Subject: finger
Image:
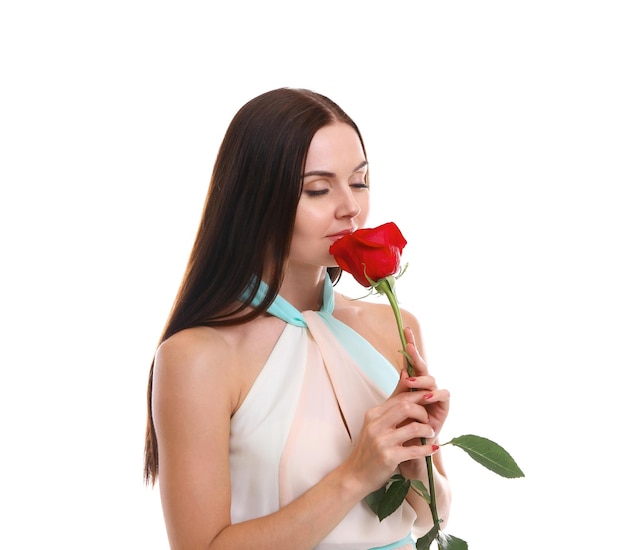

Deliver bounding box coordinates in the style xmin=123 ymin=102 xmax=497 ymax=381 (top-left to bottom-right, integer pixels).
xmin=369 ymin=392 xmax=430 ymax=426
xmin=403 ymin=375 xmax=436 ymax=392
xmin=393 ymin=421 xmax=436 ymax=445
xmin=395 ymin=441 xmax=440 ymax=462
xmin=388 ymin=368 xmax=410 ymax=399
xmin=424 ymin=388 xmax=451 ymax=404
xmin=373 ymin=415 xmax=435 ymax=450
xmin=388 ymin=369 xmax=434 ymax=398
xmin=403 ymin=326 xmax=428 ymax=377
xmin=388 ymin=393 xmax=431 ymax=425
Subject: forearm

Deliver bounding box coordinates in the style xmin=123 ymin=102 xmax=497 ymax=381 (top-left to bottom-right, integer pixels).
xmin=207 ymin=464 xmax=367 ymax=550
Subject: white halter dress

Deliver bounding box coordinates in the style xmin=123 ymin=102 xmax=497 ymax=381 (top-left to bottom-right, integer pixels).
xmin=230 ymin=275 xmax=416 ymax=549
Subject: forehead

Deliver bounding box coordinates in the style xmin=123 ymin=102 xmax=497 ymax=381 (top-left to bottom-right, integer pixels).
xmin=304 ymin=122 xmax=366 ymax=171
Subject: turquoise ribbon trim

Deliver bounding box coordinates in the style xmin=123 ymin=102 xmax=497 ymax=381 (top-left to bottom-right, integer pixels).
xmin=245 ymin=274 xmax=398 ymax=396
xmin=243 ymin=275 xmax=334 ymax=327
xmin=244 ymin=274 xmax=334 ymax=326
xmin=369 ymin=533 xmax=414 ymax=549
xmin=317 ymin=309 xmax=398 ymax=396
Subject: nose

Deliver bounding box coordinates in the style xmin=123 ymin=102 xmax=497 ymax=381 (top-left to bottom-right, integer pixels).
xmin=337 ymin=187 xmax=361 ymax=219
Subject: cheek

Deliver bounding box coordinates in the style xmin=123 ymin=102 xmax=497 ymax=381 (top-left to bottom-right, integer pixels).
xmin=293 ymin=204 xmax=322 ymax=241
xmin=290 ymin=206 xmax=328 ymax=261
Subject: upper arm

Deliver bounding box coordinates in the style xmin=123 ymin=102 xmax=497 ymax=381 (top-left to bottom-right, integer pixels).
xmin=152 ymin=329 xmax=236 ymax=549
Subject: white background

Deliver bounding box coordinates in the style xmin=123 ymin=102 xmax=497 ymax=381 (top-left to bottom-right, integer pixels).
xmin=1 ymin=1 xmax=624 ymax=548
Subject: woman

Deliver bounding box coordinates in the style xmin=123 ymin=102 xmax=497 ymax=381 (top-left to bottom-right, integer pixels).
xmin=144 ymin=87 xmax=451 ymax=549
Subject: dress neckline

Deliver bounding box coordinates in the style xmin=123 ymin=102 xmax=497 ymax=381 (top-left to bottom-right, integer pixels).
xmin=248 ymin=274 xmax=335 ymax=327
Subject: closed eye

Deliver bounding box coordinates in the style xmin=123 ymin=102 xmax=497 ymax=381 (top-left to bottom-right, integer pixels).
xmin=304 ymin=189 xmax=329 ymax=197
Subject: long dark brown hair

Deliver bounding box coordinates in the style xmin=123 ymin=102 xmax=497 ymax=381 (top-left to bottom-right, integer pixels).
xmin=144 ymin=88 xmax=368 ymax=484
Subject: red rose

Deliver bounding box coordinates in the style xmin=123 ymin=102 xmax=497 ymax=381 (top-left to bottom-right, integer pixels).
xmin=329 ymin=222 xmax=407 ymax=287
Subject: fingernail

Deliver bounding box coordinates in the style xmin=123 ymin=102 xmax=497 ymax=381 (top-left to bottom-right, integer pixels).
xmin=423 ymin=393 xmax=433 ymax=400
xmin=408 ymin=377 xmax=417 ymax=382
xmin=432 ymin=444 xmax=439 ymax=452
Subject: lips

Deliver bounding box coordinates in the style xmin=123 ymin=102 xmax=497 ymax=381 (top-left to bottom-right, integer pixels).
xmin=327 ymin=228 xmax=356 ymax=242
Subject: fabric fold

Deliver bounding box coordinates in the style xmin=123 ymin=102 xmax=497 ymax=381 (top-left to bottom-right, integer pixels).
xmin=229 ymin=274 xmax=416 ymax=549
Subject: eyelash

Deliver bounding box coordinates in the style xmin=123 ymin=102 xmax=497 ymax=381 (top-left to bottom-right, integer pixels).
xmin=304 ymin=183 xmax=368 ymax=197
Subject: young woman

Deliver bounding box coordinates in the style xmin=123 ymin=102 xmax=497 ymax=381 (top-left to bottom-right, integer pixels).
xmin=144 ymin=87 xmax=451 ymax=549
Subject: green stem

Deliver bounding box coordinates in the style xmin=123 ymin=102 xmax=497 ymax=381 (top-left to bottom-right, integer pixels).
xmin=377 ymin=278 xmax=411 ymax=376
xmin=376 ymin=278 xmax=440 ymax=530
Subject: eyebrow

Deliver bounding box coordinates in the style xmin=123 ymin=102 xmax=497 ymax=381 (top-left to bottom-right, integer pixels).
xmin=302 ymin=160 xmax=368 ymax=179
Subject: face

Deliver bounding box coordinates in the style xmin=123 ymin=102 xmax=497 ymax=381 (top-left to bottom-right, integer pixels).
xmin=290 ymin=122 xmax=370 ymax=269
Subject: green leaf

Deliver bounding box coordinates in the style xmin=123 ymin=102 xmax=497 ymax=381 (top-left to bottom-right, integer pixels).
xmin=364 ymin=484 xmax=386 ymax=516
xmin=377 ymin=477 xmax=410 ymax=521
xmin=448 ymin=434 xmax=525 ymax=478
xmin=365 ymin=474 xmax=412 ymax=517
xmin=388 ymin=473 xmax=406 ymax=482
xmin=437 ymin=532 xmax=468 ymax=550
xmin=416 ymin=524 xmax=439 ymax=550
xmin=410 ymin=479 xmax=431 ymax=504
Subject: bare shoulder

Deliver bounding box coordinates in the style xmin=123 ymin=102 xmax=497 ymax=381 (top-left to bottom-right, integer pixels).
xmin=153 ymin=326 xmax=239 ymax=416
xmin=155 ymin=326 xmax=231 ymax=371
xmin=333 ymin=292 xmax=424 ymax=371
xmin=153 ymin=316 xmax=287 ymax=415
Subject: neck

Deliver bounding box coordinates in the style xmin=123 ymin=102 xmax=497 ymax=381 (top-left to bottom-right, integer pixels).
xmin=278 ymin=265 xmax=327 ymax=311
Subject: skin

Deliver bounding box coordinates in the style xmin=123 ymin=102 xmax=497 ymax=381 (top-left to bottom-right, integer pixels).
xmin=152 ymin=122 xmax=451 ymax=549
